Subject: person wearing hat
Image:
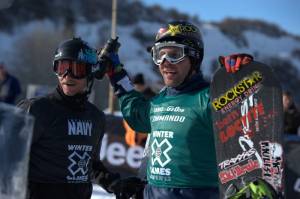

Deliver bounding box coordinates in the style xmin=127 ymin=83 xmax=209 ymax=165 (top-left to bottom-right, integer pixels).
xmin=103 ymin=21 xmax=253 ymax=199
xmin=18 ymin=38 xmax=142 ymax=199
xmin=0 ymin=62 xmax=21 ymax=104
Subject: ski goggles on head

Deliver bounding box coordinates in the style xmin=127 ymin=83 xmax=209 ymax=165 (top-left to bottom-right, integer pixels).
xmin=54 ymin=60 xmax=90 ymax=79
xmin=151 ymin=42 xmax=197 ymax=66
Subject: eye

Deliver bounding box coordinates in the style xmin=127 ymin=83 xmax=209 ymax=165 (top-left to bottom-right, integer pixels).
xmin=158 ymin=50 xmax=167 ymax=58
xmin=168 ymin=51 xmax=181 ymax=58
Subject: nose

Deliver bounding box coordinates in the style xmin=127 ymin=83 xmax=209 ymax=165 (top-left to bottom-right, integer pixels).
xmin=160 ymin=58 xmax=173 ymax=67
xmin=62 ymin=69 xmax=72 ymax=78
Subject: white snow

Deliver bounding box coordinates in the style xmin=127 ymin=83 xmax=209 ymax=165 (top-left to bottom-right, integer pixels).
xmin=244 ymin=31 xmax=300 ymax=56
xmin=1 ymin=20 xmax=300 ymax=81
xmin=200 ymin=22 xmax=300 ymax=77
xmin=91 ymin=184 xmax=115 ymax=199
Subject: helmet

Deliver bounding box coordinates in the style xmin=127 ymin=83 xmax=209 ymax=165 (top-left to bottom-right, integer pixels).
xmin=153 ymin=21 xmax=204 ymax=70
xmin=53 ymin=37 xmax=98 ymax=95
xmin=155 ymin=21 xmax=203 ymax=50
xmin=53 ymin=37 xmax=97 ymax=77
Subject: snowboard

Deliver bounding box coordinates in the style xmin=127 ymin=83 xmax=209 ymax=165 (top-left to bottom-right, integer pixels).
xmin=210 ymin=61 xmax=285 ymax=198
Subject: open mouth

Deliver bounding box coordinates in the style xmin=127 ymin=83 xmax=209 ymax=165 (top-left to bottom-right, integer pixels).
xmin=164 ymin=71 xmax=177 ymax=76
xmin=63 ymin=82 xmax=76 ymax=86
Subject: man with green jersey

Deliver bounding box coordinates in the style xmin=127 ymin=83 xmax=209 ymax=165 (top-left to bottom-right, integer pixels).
xmin=102 ymin=21 xmax=252 ymax=199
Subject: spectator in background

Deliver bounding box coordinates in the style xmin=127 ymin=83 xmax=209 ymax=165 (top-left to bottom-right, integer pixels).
xmin=283 ymin=90 xmax=300 ymax=135
xmin=0 ymin=62 xmax=21 ymax=104
xmin=132 ymin=73 xmax=156 ymax=100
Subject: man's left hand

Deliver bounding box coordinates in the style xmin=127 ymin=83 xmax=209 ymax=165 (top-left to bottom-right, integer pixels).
xmin=219 ymin=53 xmax=253 ymax=73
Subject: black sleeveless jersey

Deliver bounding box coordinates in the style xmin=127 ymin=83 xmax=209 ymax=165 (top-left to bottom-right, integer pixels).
xmin=18 ymin=89 xmax=105 ymax=184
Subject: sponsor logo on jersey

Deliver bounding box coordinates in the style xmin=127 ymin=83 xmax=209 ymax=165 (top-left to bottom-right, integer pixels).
xmin=149 ymin=131 xmax=174 ymax=180
xmin=153 ymin=106 xmax=185 ymax=113
xmin=66 ymin=151 xmax=91 ymax=182
xmin=68 ymin=144 xmax=93 ymax=151
xmin=151 ymin=138 xmax=172 ymax=167
xmin=152 ymin=115 xmax=185 ymax=123
xmin=68 ymin=119 xmax=92 ymax=136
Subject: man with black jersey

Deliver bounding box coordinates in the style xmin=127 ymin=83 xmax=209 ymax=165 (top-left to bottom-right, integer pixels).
xmin=18 ymin=38 xmax=142 ymax=199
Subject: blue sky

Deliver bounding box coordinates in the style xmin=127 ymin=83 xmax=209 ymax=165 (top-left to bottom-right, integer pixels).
xmin=142 ymin=0 xmax=300 ymax=35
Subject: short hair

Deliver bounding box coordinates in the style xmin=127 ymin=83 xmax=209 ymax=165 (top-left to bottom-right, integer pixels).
xmin=132 ymin=73 xmax=145 ymax=85
xmin=283 ymin=90 xmax=292 ymax=98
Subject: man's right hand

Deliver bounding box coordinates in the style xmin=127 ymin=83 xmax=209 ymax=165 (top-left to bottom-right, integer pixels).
xmin=97 ymin=37 xmax=134 ymax=95
xmin=97 ymin=37 xmax=124 ymax=79
xmin=93 ymin=37 xmax=124 ymax=80
xmin=104 ymin=52 xmax=126 ymax=81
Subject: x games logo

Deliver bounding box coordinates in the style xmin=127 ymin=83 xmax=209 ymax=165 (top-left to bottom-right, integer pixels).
xmin=151 ymin=138 xmax=172 ymax=167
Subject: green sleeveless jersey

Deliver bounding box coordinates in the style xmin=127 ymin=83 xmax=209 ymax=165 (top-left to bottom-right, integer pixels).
xmin=119 ymin=87 xmax=218 ymax=188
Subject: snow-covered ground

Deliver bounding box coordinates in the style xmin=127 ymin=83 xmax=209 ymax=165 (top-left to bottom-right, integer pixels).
xmin=91 ymin=184 xmax=115 ymax=199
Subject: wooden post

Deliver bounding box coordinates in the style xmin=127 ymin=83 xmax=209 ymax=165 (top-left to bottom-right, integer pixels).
xmin=108 ymin=0 xmax=118 ymax=113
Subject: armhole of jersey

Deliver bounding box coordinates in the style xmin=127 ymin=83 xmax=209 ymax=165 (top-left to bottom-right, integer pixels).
xmin=17 ymin=98 xmax=37 ymax=114
xmin=88 ymin=104 xmax=105 ymax=162
xmin=95 ymin=112 xmax=105 ymax=161
xmin=206 ymin=89 xmax=214 ymax=132
xmin=197 ymin=88 xmax=213 ymax=129
xmin=17 ymin=97 xmax=49 ymax=143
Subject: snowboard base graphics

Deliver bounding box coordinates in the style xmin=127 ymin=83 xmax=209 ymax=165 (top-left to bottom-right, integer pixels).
xmin=210 ymin=61 xmax=284 ymax=198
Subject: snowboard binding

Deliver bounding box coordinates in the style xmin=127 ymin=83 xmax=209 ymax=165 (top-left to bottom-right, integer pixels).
xmin=225 ymin=177 xmax=283 ymax=199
